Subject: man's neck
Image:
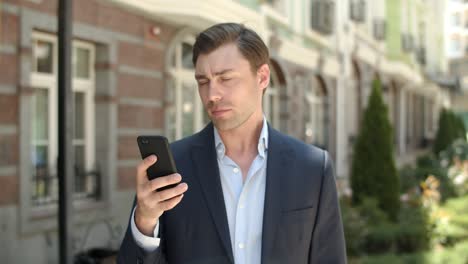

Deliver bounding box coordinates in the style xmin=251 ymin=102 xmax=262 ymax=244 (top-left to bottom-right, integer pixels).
xmin=217 ymin=110 xmax=264 ymax=157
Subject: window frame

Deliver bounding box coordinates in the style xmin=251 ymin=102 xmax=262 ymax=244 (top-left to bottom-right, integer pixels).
xmin=264 ymin=67 xmax=280 ymax=129
xmin=165 ymin=35 xmax=206 ymax=142
xmin=304 ymin=0 xmax=333 ymax=47
xmin=30 ymin=31 xmax=96 ymax=208
xmin=451 ymin=34 xmax=461 ymax=53
xmin=303 ymin=78 xmax=326 ymax=147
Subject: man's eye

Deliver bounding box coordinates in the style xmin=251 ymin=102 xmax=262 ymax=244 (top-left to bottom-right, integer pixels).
xmin=221 ymin=78 xmax=232 ymax=82
xmin=198 ymin=80 xmax=209 ymax=86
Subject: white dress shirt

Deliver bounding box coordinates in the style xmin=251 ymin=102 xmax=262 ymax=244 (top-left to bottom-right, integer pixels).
xmin=131 ymin=118 xmax=269 ymax=264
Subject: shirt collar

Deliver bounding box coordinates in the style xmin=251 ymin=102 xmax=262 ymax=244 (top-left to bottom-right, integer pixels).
xmin=214 ymin=117 xmax=269 ymax=160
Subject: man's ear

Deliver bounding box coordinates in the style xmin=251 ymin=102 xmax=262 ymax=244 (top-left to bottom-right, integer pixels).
xmin=257 ymin=63 xmax=270 ymax=91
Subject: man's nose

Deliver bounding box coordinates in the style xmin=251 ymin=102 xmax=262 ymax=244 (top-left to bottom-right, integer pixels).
xmin=208 ymin=81 xmax=222 ymax=102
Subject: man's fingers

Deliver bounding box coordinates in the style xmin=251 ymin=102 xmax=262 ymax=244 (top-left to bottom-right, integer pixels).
xmin=145 ymin=173 xmax=182 ymax=193
xmin=136 ymin=155 xmax=157 ymax=184
xmin=137 ymin=182 xmax=187 ymax=215
xmin=159 ymin=194 xmax=185 ymax=211
xmin=152 ymin=182 xmax=188 ymax=202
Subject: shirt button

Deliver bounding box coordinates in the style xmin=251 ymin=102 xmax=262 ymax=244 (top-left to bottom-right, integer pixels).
xmin=238 ymin=242 xmax=245 ymax=249
xmin=233 ymin=167 xmax=239 ymax=173
xmin=239 ymin=204 xmax=245 ymax=209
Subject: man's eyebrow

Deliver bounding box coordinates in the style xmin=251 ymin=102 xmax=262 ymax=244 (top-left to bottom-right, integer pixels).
xmin=194 ymin=74 xmax=207 ymax=80
xmin=214 ymin=69 xmax=234 ymax=76
xmin=195 ymin=69 xmax=234 ymax=80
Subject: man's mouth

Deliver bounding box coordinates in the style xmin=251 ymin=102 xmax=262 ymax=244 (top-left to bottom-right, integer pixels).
xmin=211 ymin=109 xmax=231 ymax=117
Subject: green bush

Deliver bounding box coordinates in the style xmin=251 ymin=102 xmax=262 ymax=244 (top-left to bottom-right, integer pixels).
xmin=342 ymin=197 xmax=394 ymax=256
xmin=415 ymin=167 xmax=456 ymax=202
xmin=340 ymin=198 xmax=368 ymax=256
xmin=438 ymin=139 xmax=468 ymax=196
xmin=365 ymin=223 xmax=397 ymax=254
xmin=351 ymin=78 xmax=400 ymax=221
xmin=400 ymin=153 xmax=457 ymax=202
xmin=434 ymin=195 xmax=468 ymax=246
xmin=399 ymin=165 xmax=420 ymax=194
xmin=359 ymin=239 xmax=468 ymax=264
xmin=396 ymin=204 xmax=432 ymax=253
xmin=433 ymin=109 xmax=467 ymax=155
xmin=439 ymin=139 xmax=468 ymax=167
xmin=436 ymin=171 xmax=458 ymax=202
xmin=416 ymin=154 xmax=439 ymax=168
xmin=433 ymin=109 xmax=450 ymax=155
xmin=342 ymin=196 xmax=432 ymax=256
xmin=357 ymin=198 xmax=397 ymax=254
xmin=454 ymin=112 xmax=467 ymax=140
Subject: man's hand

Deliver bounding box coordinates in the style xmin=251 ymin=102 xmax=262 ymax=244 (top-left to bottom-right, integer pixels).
xmin=134 ymin=155 xmax=188 ymax=236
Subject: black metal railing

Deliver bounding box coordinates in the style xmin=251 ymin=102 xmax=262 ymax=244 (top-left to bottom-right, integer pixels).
xmin=32 ymin=166 xmax=101 ymax=206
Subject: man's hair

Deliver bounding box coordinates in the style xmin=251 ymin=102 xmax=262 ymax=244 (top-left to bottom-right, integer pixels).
xmin=192 ymin=23 xmax=270 ymax=73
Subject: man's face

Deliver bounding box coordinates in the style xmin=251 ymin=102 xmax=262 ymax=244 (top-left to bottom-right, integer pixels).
xmin=195 ymin=43 xmax=269 ymax=131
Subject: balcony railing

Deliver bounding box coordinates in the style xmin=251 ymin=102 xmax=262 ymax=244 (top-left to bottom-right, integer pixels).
xmin=32 ymin=165 xmax=101 ymax=206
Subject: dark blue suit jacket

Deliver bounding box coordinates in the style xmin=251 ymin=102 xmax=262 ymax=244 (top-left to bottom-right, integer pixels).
xmin=117 ymin=123 xmax=346 ymax=264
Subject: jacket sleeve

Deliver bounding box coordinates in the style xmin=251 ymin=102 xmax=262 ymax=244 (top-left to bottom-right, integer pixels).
xmin=116 ymin=197 xmax=168 ymax=264
xmin=309 ymin=151 xmax=347 ymax=264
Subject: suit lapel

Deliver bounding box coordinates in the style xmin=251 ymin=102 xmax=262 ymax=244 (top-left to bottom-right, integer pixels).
xmin=191 ymin=123 xmax=234 ymax=264
xmin=261 ymin=127 xmax=295 ymax=264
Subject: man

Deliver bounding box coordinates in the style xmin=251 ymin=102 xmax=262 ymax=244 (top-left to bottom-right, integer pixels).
xmin=118 ymin=23 xmax=346 ymax=264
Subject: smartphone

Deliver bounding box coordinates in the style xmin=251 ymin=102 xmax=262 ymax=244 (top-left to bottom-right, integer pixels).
xmin=137 ymin=135 xmax=178 ymax=191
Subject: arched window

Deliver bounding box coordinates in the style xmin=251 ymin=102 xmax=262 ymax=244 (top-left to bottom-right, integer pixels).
xmin=264 ymin=66 xmax=280 ymax=129
xmin=264 ymin=59 xmax=288 ymax=131
xmin=165 ymin=34 xmax=208 ymax=142
xmin=303 ymin=76 xmax=327 ymax=148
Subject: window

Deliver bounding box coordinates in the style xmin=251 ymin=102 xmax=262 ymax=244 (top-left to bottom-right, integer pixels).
xmin=310 ymin=0 xmax=335 ymax=35
xmin=452 ymin=13 xmax=461 ymax=27
xmin=166 ymin=35 xmax=208 ymax=142
xmin=31 ymin=32 xmax=97 ymax=206
xmin=264 ymin=67 xmax=280 ymax=129
xmin=451 ymin=35 xmax=461 ymax=52
xmin=303 ymin=77 xmax=327 ymax=148
xmin=350 ymin=0 xmax=366 ymax=23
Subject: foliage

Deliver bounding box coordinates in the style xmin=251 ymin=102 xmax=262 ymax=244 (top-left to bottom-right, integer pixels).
xmin=400 ymin=153 xmax=457 ymax=202
xmin=341 ymin=197 xmax=394 ymax=256
xmin=396 ymin=203 xmax=432 ymax=253
xmin=359 ymin=229 xmax=468 ymax=264
xmin=342 ymin=197 xmax=432 ymax=257
xmin=433 ymin=109 xmax=467 ymax=155
xmin=341 ymin=198 xmax=368 ymax=256
xmin=346 ymin=107 xmax=468 ymax=262
xmin=432 ymin=195 xmax=468 ymax=246
xmin=350 ymin=194 xmax=468 ymax=263
xmin=439 ymin=139 xmax=468 ymax=196
xmin=399 ymin=165 xmax=421 ymax=194
xmin=350 ymin=78 xmax=400 ymax=221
